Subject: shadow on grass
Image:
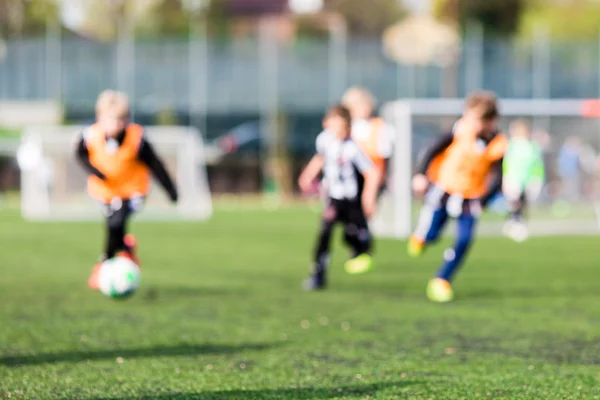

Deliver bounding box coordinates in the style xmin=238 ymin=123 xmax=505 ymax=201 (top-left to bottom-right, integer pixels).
xmin=89 ymin=381 xmax=412 ymax=400
xmin=1 ymin=342 xmax=276 ymax=367
xmin=141 ymin=285 xmax=242 ymax=302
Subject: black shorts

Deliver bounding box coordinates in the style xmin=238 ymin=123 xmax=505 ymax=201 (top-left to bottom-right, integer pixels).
xmin=322 ymin=198 xmax=368 ymax=230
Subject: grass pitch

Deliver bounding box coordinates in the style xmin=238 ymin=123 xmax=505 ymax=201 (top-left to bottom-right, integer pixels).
xmin=1 ymin=206 xmax=599 ymax=399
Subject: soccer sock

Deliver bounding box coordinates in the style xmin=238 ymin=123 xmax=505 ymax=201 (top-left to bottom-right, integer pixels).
xmin=508 ymin=193 xmax=526 ymax=222
xmin=104 ymin=204 xmax=131 ymax=259
xmin=106 ymin=226 xmax=126 ymax=259
xmin=313 ymin=221 xmax=334 ymax=278
xmin=436 ymin=215 xmax=476 ymax=282
xmin=343 ymin=224 xmax=371 ymax=257
xmin=414 ymin=205 xmax=449 ymax=246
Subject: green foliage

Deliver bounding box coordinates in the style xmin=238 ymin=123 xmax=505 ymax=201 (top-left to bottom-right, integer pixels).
xmin=0 ymin=127 xmax=19 ymax=138
xmin=433 ymin=0 xmax=526 ymax=36
xmin=1 ymin=0 xmax=404 ymax=39
xmin=0 ymin=0 xmax=58 ymax=36
xmin=1 ymin=207 xmax=600 ymax=398
xmin=520 ymin=0 xmax=600 ymax=40
xmin=325 ymin=0 xmax=405 ymax=36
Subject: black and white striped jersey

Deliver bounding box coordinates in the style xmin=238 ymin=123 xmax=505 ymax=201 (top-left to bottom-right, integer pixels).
xmin=316 ymin=131 xmax=373 ymax=201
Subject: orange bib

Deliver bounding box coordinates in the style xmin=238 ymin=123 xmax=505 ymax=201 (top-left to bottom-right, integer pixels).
xmin=427 ymin=120 xmax=507 ymax=198
xmin=86 ymin=123 xmax=151 ymax=202
xmin=353 ymin=117 xmax=386 ymax=171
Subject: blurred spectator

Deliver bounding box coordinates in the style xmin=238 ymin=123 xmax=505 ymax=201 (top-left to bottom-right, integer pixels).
xmin=557 ymin=136 xmax=582 ymax=201
xmin=531 ymin=129 xmax=552 ymax=203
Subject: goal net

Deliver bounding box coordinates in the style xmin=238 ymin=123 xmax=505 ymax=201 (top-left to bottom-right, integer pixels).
xmin=373 ymin=98 xmax=600 ymax=238
xmin=18 ymin=125 xmax=212 ymax=221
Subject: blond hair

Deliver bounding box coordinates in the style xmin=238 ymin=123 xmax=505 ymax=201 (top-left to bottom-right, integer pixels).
xmin=96 ymin=90 xmax=130 ymax=119
xmin=341 ymin=87 xmax=376 ymax=110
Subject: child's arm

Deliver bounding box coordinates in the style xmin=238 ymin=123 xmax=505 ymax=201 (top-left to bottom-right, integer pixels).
xmin=137 ymin=138 xmax=178 ymax=203
xmin=413 ymin=132 xmax=454 ymax=195
xmin=481 ymin=158 xmax=503 ymax=208
xmin=298 ymin=155 xmax=324 ymax=193
xmin=361 ymin=167 xmax=381 ymax=218
xmin=75 ymin=133 xmax=106 ymax=180
xmin=351 ymin=143 xmax=379 ymax=218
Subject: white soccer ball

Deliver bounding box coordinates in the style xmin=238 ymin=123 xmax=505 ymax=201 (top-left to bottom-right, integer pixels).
xmin=98 ymin=256 xmax=141 ymax=298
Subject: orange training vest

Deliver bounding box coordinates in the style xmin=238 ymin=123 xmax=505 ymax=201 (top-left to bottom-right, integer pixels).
xmin=426 ymin=119 xmax=508 ymax=199
xmin=353 ymin=117 xmax=386 ymax=171
xmin=86 ymin=123 xmax=151 ymax=202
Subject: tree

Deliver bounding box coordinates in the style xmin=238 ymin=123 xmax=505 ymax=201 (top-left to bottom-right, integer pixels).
xmin=324 ymin=0 xmax=405 ymax=36
xmin=432 ymin=0 xmax=526 ymax=36
xmin=520 ymin=0 xmax=600 ymax=40
xmin=0 ymin=0 xmax=58 ymax=36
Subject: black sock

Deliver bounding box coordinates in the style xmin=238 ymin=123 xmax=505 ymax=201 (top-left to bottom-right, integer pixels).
xmin=313 ymin=222 xmax=333 ymax=278
xmin=104 ymin=201 xmax=131 ymax=259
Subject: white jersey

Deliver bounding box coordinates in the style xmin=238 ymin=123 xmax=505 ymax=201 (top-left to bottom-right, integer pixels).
xmin=351 ymin=119 xmax=395 ymax=159
xmin=316 ymin=131 xmax=373 ymax=201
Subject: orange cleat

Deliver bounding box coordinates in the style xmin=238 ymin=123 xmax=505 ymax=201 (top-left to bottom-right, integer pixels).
xmin=88 ymin=262 xmax=102 ymax=290
xmin=122 ymin=234 xmax=141 ymax=267
xmin=124 ymin=234 xmax=137 ymax=251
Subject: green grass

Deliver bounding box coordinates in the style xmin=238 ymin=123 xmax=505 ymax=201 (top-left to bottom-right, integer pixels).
xmin=1 ymin=207 xmax=600 ymax=399
xmin=0 ymin=127 xmax=19 ymax=138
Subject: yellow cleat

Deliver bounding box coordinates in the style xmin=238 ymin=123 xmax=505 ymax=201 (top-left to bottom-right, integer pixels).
xmin=427 ymin=278 xmax=454 ymax=303
xmin=407 ymin=236 xmax=425 ymax=258
xmin=344 ymin=254 xmax=373 ymax=275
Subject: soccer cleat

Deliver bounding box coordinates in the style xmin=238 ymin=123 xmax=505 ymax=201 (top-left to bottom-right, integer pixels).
xmin=88 ymin=262 xmax=103 ymax=290
xmin=344 ymin=254 xmax=373 ymax=275
xmin=407 ymin=235 xmax=425 ymax=257
xmin=503 ymin=220 xmax=529 ymax=243
xmin=427 ymin=278 xmax=454 ymax=303
xmin=302 ymin=274 xmax=326 ymax=291
xmin=124 ymin=233 xmax=137 ymax=251
xmin=123 ymin=234 xmax=141 ymax=267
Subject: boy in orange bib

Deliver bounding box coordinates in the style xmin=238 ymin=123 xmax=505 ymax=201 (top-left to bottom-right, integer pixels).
xmin=409 ymin=91 xmax=508 ymax=302
xmin=341 ymin=87 xmax=394 ymax=198
xmin=76 ymin=90 xmax=178 ymax=290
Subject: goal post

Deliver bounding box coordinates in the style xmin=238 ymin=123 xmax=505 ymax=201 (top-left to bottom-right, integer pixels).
xmin=18 ymin=125 xmax=212 ymax=221
xmin=375 ymin=98 xmax=600 ymax=238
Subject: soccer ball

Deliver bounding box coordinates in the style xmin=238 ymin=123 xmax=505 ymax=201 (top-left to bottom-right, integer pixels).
xmin=98 ymin=256 xmax=141 ymax=298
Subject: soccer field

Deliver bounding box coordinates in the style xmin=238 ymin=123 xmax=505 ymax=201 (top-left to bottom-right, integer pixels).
xmin=1 ymin=206 xmax=599 ymax=400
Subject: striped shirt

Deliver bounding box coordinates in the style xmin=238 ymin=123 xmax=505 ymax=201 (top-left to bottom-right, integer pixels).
xmin=316 ymin=131 xmax=373 ymax=201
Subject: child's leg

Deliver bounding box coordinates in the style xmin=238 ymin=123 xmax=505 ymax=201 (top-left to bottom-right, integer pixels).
xmin=343 ymin=184 xmax=385 ymax=255
xmin=408 ymin=204 xmax=449 ymax=257
xmin=307 ymin=200 xmax=339 ymax=288
xmin=506 ymin=191 xmax=526 ymax=222
xmin=89 ymin=199 xmax=136 ymax=290
xmin=435 ymin=212 xmax=477 ymax=282
xmin=343 ymin=203 xmax=374 ymax=274
xmin=104 ymin=199 xmax=134 ymax=259
xmin=414 ymin=205 xmax=449 ymax=243
xmin=503 ymin=180 xmax=526 ymax=222
xmin=343 ymin=202 xmax=371 ymax=257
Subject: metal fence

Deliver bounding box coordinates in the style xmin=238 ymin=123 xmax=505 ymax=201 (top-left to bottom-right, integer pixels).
xmin=1 ymin=29 xmax=600 ymax=117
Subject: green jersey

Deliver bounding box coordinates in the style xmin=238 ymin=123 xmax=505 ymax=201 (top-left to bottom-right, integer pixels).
xmin=502 ymin=138 xmax=545 ymax=187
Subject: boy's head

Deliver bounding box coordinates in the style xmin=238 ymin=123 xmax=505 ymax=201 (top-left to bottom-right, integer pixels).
xmin=96 ymin=90 xmax=130 ymax=138
xmin=509 ymin=119 xmax=530 ymax=140
xmin=341 ymin=87 xmax=375 ymax=120
xmin=464 ymin=91 xmax=499 ymax=138
xmin=324 ymin=105 xmax=352 ymax=140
